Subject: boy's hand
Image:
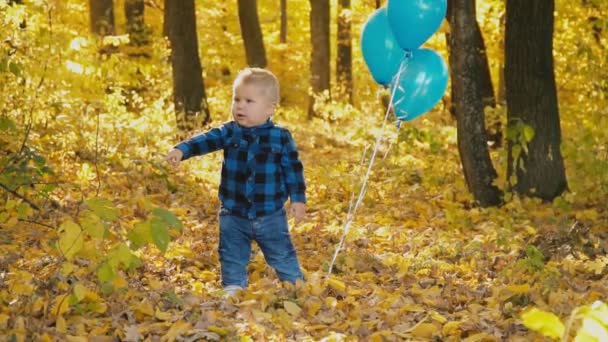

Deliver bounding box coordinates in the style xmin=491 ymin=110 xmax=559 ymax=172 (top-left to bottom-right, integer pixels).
xmin=290 ymin=202 xmax=306 ymax=225
xmin=164 ymin=148 xmax=184 ymax=167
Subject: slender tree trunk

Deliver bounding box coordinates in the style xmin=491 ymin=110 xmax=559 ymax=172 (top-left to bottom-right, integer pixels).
xmin=336 ymin=0 xmax=353 ymax=103
xmin=497 ymin=12 xmax=506 ymax=104
xmin=446 ymin=0 xmax=499 ymax=143
xmin=89 ymin=0 xmax=115 ymax=36
xmin=125 ymin=0 xmax=148 ymax=45
xmin=163 ymin=0 xmax=210 ymax=130
xmin=280 ymin=0 xmax=287 ymax=43
xmin=309 ymin=0 xmax=331 ymax=118
xmin=375 ymin=0 xmax=381 ymax=9
xmin=447 ymin=0 xmax=502 ymax=207
xmin=505 ymin=0 xmax=567 ymax=200
xmin=237 ymin=0 xmax=267 ymax=68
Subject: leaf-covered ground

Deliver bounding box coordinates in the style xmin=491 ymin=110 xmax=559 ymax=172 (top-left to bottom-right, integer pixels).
xmin=2 ymin=106 xmax=608 ymax=341
xmin=1 ymin=0 xmax=608 ymax=340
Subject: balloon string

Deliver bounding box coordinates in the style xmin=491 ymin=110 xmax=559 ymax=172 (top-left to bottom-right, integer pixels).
xmin=327 ymin=55 xmax=409 ymax=277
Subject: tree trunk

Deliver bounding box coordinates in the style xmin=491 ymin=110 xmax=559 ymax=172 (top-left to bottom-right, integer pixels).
xmin=237 ymin=0 xmax=267 ymax=68
xmin=163 ymin=0 xmax=210 ymax=130
xmin=447 ymin=0 xmax=502 ymax=207
xmin=125 ymin=0 xmax=148 ymax=45
xmin=446 ymin=0 xmax=499 ymax=144
xmin=505 ymin=0 xmax=567 ymax=200
xmin=89 ymin=0 xmax=115 ymax=36
xmin=280 ymin=0 xmax=287 ymax=43
xmin=336 ymin=0 xmax=353 ymax=103
xmin=497 ymin=12 xmax=506 ymax=104
xmin=375 ymin=0 xmax=381 ymax=9
xmin=309 ymin=0 xmax=331 ymax=118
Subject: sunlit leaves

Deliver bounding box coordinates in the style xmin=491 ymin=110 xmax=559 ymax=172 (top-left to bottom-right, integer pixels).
xmin=57 ymin=220 xmax=84 ymax=260
xmin=85 ymin=198 xmax=119 ymax=222
xmin=521 ymin=308 xmax=565 ymax=339
xmin=151 ymin=208 xmax=183 ymax=232
xmin=151 ymin=218 xmax=170 ymax=253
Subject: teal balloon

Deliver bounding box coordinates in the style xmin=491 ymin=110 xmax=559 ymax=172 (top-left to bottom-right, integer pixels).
xmin=387 ymin=0 xmax=447 ymax=50
xmin=361 ymin=7 xmax=404 ymax=86
xmin=390 ymin=48 xmax=448 ymax=121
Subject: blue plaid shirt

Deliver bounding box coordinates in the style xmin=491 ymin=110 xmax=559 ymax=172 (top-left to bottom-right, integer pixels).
xmin=175 ymin=120 xmax=306 ymax=219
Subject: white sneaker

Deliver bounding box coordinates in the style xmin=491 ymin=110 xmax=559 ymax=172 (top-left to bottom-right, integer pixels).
xmin=223 ymin=285 xmax=243 ymax=298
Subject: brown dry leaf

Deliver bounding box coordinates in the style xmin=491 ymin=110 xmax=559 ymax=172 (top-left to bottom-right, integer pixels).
xmin=123 ymin=325 xmax=143 ymax=342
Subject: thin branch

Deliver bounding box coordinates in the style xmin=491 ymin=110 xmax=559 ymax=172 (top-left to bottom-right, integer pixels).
xmin=0 ymin=183 xmax=40 ymax=211
xmin=94 ymin=107 xmax=102 ymax=196
xmin=18 ymin=218 xmax=54 ymax=230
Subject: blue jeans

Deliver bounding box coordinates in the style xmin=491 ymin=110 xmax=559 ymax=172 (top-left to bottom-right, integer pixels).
xmin=218 ymin=207 xmax=304 ymax=288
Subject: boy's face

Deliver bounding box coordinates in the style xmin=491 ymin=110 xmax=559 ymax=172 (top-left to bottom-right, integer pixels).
xmin=231 ymin=83 xmax=275 ymax=128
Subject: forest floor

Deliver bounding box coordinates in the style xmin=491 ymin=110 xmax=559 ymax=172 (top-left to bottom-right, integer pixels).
xmin=1 ymin=112 xmax=608 ymax=341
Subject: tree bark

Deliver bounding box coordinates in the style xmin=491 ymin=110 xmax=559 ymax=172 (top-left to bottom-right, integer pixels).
xmin=280 ymin=0 xmax=287 ymax=43
xmin=125 ymin=0 xmax=147 ymax=45
xmin=336 ymin=0 xmax=353 ymax=103
xmin=89 ymin=0 xmax=115 ymax=36
xmin=237 ymin=0 xmax=267 ymax=68
xmin=447 ymin=0 xmax=502 ymax=207
xmin=163 ymin=0 xmax=210 ymax=130
xmin=505 ymin=0 xmax=567 ymax=200
xmin=309 ymin=0 xmax=331 ymax=118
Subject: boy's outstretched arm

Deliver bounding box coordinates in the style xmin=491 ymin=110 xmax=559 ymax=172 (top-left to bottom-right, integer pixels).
xmin=164 ymin=149 xmax=184 ymax=167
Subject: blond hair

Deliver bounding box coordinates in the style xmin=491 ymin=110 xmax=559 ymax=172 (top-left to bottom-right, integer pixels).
xmin=233 ymin=68 xmax=280 ymax=104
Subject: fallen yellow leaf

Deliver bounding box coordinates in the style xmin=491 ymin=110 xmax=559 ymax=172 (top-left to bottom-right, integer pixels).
xmin=160 ymin=320 xmax=191 ymax=342
xmin=327 ymin=278 xmax=346 ymax=292
xmin=208 ymin=325 xmax=229 ymax=335
xmin=51 ymin=294 xmax=70 ymax=316
xmin=284 ymin=301 xmax=302 ymax=317
xmin=56 ymin=315 xmax=67 ymax=333
xmin=155 ymin=307 xmax=172 ymax=321
xmin=410 ymin=322 xmax=438 ymax=339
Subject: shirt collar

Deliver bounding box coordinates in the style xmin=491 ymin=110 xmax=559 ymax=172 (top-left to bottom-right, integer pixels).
xmin=235 ymin=119 xmax=274 ymax=132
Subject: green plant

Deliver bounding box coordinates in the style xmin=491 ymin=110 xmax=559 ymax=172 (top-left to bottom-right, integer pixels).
xmin=522 ymin=300 xmax=608 ymax=341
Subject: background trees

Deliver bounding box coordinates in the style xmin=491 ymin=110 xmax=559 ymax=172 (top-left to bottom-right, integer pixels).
xmin=309 ymin=0 xmax=331 ymax=117
xmin=237 ymin=0 xmax=267 ymax=68
xmin=1 ymin=1 xmax=608 ymax=340
xmin=89 ymin=0 xmax=115 ymax=35
xmin=446 ymin=0 xmax=502 ymax=207
xmin=163 ymin=0 xmax=209 ymax=129
xmin=505 ymin=0 xmax=567 ymax=200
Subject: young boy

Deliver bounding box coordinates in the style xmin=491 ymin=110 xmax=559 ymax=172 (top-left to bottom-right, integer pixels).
xmin=164 ymin=68 xmax=306 ymax=296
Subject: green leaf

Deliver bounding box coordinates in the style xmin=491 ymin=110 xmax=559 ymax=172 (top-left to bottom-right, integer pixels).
xmin=587 ymin=301 xmax=608 ymax=326
xmin=151 ymin=218 xmax=170 ymax=253
xmin=73 ymin=282 xmax=86 ymax=302
xmin=85 ymin=198 xmax=119 ymax=222
xmin=512 ymin=145 xmax=522 ymax=162
xmin=97 ymin=261 xmax=115 ymax=283
xmin=108 ymin=243 xmax=134 ymax=269
xmin=523 ymin=131 xmax=532 ymax=143
xmin=521 ymin=307 xmax=565 ymax=339
xmin=152 ymin=208 xmax=183 ymax=232
xmin=506 ymin=125 xmax=519 ymax=142
xmin=81 ymin=212 xmax=106 ymax=240
xmin=128 ymin=221 xmax=152 ymax=250
xmin=0 ymin=116 xmax=16 ymax=131
xmin=576 ymin=316 xmax=608 ymax=342
xmin=57 ymin=220 xmax=84 ymax=260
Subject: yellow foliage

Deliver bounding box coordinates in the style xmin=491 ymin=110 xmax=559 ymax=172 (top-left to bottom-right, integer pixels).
xmin=0 ymin=0 xmax=607 ymax=341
